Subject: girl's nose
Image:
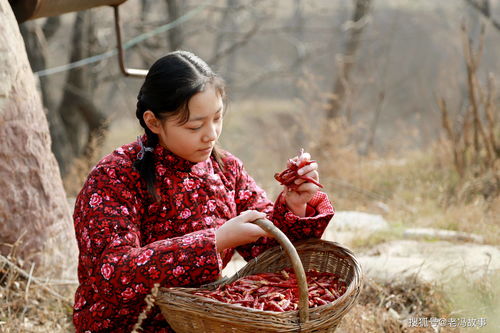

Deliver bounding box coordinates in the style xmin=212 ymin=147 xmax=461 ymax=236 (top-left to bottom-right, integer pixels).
xmin=203 ymin=124 xmax=217 ymax=142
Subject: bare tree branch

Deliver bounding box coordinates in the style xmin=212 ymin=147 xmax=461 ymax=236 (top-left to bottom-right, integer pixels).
xmin=465 ymin=0 xmax=500 ymax=31
xmin=209 ymin=18 xmax=260 ymax=66
xmin=235 ymin=44 xmax=331 ymax=97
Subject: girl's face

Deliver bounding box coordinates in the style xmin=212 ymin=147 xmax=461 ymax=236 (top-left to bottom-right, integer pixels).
xmin=147 ymin=84 xmax=224 ymax=163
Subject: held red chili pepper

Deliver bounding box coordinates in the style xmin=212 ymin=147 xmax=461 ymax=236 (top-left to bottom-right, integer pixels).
xmin=274 ymin=149 xmax=324 ymax=189
xmin=191 ymin=268 xmax=346 ymax=312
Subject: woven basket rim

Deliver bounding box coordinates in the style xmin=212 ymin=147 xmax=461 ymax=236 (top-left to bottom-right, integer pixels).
xmin=156 ymin=238 xmax=363 ymax=332
xmin=158 ymin=283 xmax=358 ymax=316
xmin=159 ymin=238 xmax=363 ymax=308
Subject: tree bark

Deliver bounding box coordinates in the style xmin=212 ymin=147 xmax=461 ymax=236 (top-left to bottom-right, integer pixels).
xmin=0 ymin=0 xmax=72 ymax=267
xmin=325 ymin=0 xmax=372 ymax=120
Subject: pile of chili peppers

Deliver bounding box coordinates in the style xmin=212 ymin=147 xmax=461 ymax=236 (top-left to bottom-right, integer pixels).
xmin=192 ymin=268 xmax=346 ymax=312
xmin=274 ymin=149 xmax=323 ymax=189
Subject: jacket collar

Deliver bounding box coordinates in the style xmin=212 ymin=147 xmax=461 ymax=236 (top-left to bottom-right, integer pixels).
xmin=153 ymin=143 xmax=197 ymax=172
xmin=136 ymin=135 xmax=213 ymax=173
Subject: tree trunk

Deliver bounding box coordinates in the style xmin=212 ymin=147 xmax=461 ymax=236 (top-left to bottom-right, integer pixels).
xmin=0 ymin=0 xmax=72 ymax=267
xmin=292 ymin=0 xmax=305 ymax=98
xmin=212 ymin=0 xmax=239 ymax=85
xmin=57 ymin=11 xmax=107 ymax=172
xmin=141 ymin=0 xmax=154 ymax=22
xmin=325 ymin=0 xmax=372 ymax=120
xmin=165 ymin=0 xmax=183 ymax=50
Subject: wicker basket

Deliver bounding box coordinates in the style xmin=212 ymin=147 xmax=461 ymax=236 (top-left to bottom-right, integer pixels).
xmin=156 ymin=218 xmax=362 ymax=333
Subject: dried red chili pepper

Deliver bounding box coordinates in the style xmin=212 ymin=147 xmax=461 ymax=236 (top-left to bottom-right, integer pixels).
xmin=274 ymin=149 xmax=324 ymax=189
xmin=191 ymin=268 xmax=346 ymax=312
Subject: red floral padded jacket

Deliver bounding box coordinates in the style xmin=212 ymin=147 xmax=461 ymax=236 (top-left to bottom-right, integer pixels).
xmin=73 ymin=137 xmax=335 ymax=332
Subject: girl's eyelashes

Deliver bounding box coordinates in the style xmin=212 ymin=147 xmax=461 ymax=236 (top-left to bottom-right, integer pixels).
xmin=187 ymin=116 xmax=223 ymax=131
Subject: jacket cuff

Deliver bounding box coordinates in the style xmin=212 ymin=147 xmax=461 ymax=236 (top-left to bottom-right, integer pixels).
xmin=305 ymin=204 xmax=316 ymax=217
xmin=274 ymin=191 xmax=334 ymax=237
xmin=184 ymin=228 xmax=223 ymax=284
xmin=206 ymin=228 xmax=224 ymax=276
xmin=276 ymin=191 xmax=334 ymax=218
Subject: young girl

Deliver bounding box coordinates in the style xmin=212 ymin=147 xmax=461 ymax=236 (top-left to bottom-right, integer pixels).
xmin=72 ymin=51 xmax=334 ymax=332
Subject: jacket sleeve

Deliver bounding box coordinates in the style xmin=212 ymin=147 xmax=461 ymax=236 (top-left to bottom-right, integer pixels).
xmin=73 ymin=162 xmax=222 ymax=306
xmin=227 ymin=156 xmax=335 ymax=261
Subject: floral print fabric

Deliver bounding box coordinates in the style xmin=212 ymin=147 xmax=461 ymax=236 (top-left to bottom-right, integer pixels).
xmin=73 ymin=137 xmax=335 ymax=332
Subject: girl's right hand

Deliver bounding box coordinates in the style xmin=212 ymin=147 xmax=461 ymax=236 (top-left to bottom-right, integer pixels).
xmin=215 ymin=210 xmax=272 ymax=252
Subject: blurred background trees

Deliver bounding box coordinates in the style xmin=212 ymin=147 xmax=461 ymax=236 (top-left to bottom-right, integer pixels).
xmin=16 ymin=1 xmax=499 ymax=185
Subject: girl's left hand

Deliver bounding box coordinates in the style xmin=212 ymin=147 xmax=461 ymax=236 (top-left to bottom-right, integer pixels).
xmin=284 ymin=151 xmax=320 ymax=217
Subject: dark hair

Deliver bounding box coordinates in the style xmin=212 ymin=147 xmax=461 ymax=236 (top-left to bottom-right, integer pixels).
xmin=134 ymin=51 xmax=226 ymax=200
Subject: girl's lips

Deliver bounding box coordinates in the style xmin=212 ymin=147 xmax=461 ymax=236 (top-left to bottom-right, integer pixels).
xmin=199 ymin=147 xmax=213 ymax=153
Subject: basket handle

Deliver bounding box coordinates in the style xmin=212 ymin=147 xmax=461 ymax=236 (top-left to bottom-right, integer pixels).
xmin=251 ymin=218 xmax=309 ymax=323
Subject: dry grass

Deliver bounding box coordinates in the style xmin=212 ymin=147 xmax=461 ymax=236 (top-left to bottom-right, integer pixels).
xmin=316 ymin=138 xmax=500 ymax=245
xmin=0 ymin=253 xmax=76 ymax=333
xmin=446 ymin=271 xmax=500 ymax=332
xmin=338 ymin=272 xmax=500 ymax=333
xmin=337 ymin=276 xmax=456 ymax=333
xmin=312 ymin=118 xmax=499 ymax=332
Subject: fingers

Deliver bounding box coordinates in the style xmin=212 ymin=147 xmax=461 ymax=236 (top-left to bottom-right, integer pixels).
xmin=287 ymin=150 xmax=318 ymax=174
xmin=288 ymin=151 xmax=310 ymax=163
xmin=287 ymin=150 xmax=309 ymax=167
xmin=238 ymin=210 xmax=266 ymax=221
xmin=283 ymin=150 xmax=320 ymax=190
xmin=297 ymin=162 xmax=318 ymax=179
xmin=299 ymin=151 xmax=311 ymax=161
xmin=292 ymin=181 xmax=319 ymax=193
xmin=237 ymin=211 xmax=273 ymax=238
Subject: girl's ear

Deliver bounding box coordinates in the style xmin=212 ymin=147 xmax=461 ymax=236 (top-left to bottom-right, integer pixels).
xmin=143 ymin=111 xmax=162 ymax=134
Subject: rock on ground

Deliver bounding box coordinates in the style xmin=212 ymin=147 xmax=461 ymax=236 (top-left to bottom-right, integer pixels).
xmin=322 ymin=211 xmax=390 ymax=245
xmin=359 ymin=240 xmax=500 ymax=283
xmin=0 ymin=1 xmax=73 ymax=270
